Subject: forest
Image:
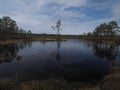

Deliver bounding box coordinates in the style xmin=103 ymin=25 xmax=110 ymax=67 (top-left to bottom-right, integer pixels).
xmin=0 ymin=16 xmax=32 ymax=41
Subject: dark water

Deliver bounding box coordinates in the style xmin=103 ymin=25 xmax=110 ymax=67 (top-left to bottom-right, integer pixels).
xmin=0 ymin=40 xmax=119 ymax=81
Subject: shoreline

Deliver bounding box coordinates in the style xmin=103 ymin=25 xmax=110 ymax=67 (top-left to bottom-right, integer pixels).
xmin=0 ymin=40 xmax=18 ymax=45
xmin=81 ymin=38 xmax=119 ymax=45
xmin=0 ymin=39 xmax=119 ymax=45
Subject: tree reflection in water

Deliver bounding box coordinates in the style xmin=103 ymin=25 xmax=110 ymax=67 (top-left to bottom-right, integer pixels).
xmin=92 ymin=43 xmax=118 ymax=60
xmin=50 ymin=40 xmax=62 ymax=62
xmin=0 ymin=41 xmax=32 ymax=63
xmin=55 ymin=40 xmax=61 ymax=62
xmin=51 ymin=40 xmax=119 ymax=62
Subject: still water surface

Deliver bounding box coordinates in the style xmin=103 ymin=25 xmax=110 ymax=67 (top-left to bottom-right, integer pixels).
xmin=0 ymin=40 xmax=119 ymax=81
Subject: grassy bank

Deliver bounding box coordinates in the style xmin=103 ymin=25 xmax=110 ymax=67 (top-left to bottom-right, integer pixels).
xmin=101 ymin=61 xmax=120 ymax=90
xmin=0 ymin=78 xmax=100 ymax=90
xmin=0 ymin=62 xmax=120 ymax=90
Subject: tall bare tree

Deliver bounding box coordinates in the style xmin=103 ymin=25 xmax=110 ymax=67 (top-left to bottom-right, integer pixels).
xmin=51 ymin=19 xmax=62 ymax=35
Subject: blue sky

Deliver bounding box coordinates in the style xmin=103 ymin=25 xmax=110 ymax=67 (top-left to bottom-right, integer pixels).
xmin=0 ymin=0 xmax=120 ymax=34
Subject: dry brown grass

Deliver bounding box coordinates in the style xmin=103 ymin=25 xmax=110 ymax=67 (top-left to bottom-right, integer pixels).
xmin=0 ymin=40 xmax=17 ymax=45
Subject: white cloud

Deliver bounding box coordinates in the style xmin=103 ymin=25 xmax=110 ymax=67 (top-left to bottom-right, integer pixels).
xmin=59 ymin=10 xmax=86 ymax=19
xmin=0 ymin=0 xmax=120 ymax=34
xmin=112 ymin=2 xmax=120 ymax=20
xmin=50 ymin=0 xmax=88 ymax=10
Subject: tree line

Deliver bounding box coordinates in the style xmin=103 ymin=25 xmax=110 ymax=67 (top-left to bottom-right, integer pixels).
xmin=84 ymin=21 xmax=120 ymax=41
xmin=93 ymin=21 xmax=119 ymax=36
xmin=0 ymin=16 xmax=32 ymax=40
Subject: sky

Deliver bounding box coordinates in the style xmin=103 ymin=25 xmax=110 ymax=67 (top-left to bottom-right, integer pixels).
xmin=0 ymin=0 xmax=120 ymax=35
